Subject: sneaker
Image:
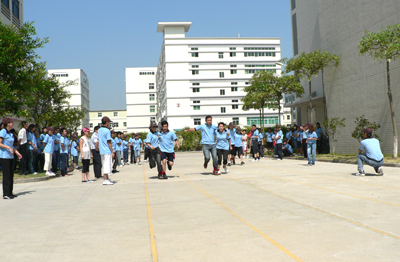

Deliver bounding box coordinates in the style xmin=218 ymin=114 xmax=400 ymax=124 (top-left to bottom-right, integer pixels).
xmin=50 ymin=172 xmax=56 ymax=176
xmin=45 ymin=171 xmax=52 ymax=176
xmin=135 ymin=163 xmax=138 ymax=165
xmin=276 ymin=159 xmax=282 ymax=161
xmin=138 ymin=162 xmax=142 ymax=165
xmin=227 ymin=163 xmax=231 ymax=166
xmin=163 ymin=173 xmax=168 ymax=179
xmin=33 ymin=172 xmax=38 ymax=175
xmin=306 ymin=163 xmax=312 ymax=166
xmin=167 ymin=162 xmax=172 ymax=171
xmin=103 ymin=179 xmax=114 ymax=185
xmin=252 ymin=159 xmax=257 ymax=162
xmin=224 ymin=166 xmax=229 ymax=173
xmin=203 ymin=162 xmax=207 ymax=169
xmin=87 ymin=180 xmax=94 ymax=183
xmin=241 ymin=161 xmax=245 ymax=165
xmin=355 ymin=170 xmax=365 ymax=176
xmin=158 ymin=173 xmax=163 ymax=179
xmin=82 ymin=180 xmax=87 ymax=183
xmin=377 ymin=167 xmax=384 ymax=176
xmin=216 ymin=169 xmax=222 ymax=175
xmin=3 ymin=195 xmax=14 ymax=200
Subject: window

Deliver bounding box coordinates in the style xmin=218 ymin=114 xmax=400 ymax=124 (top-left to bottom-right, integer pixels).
xmin=219 ymin=72 xmax=224 ymax=78
xmin=98 ymin=113 xmax=102 ymax=117
xmin=193 ymin=100 xmax=200 ymax=104
xmin=220 ymin=89 xmax=225 ymax=95
xmin=192 ymin=70 xmax=199 ymax=75
xmin=247 ymin=117 xmax=279 ymax=126
xmin=218 ymin=52 xmax=224 ymax=58
xmin=287 ymin=115 xmax=290 ymax=120
xmin=194 ymin=118 xmax=201 ymax=125
xmin=291 ymin=0 xmax=296 ymax=10
xmin=245 ymin=69 xmax=276 ymax=74
xmin=192 ymin=83 xmax=200 ymax=86
xmin=150 ymin=117 xmax=156 ymax=121
xmin=194 ymin=106 xmax=200 ymax=110
xmin=192 ymin=52 xmax=199 ymax=57
xmin=221 ymin=107 xmax=226 ymax=113
xmin=149 ymin=94 xmax=155 ymax=101
xmin=230 ymin=47 xmax=236 ymax=50
xmin=97 ymin=123 xmax=102 ymax=127
xmin=191 ymin=47 xmax=198 ymax=50
xmin=230 ymin=52 xmax=236 ymax=57
xmin=112 ymin=122 xmax=119 ymax=128
xmin=244 ymin=52 xmax=276 ymax=57
xmin=233 ymin=117 xmax=239 ymax=125
xmin=193 ymin=88 xmax=200 ymax=93
xmin=232 ymin=100 xmax=238 ymax=102
xmin=114 ymin=112 xmax=118 ymax=117
xmin=139 ymin=72 xmax=155 ymax=75
xmin=232 ymin=105 xmax=238 ymax=109
xmin=245 ymin=64 xmax=276 ymax=67
xmin=293 ymin=114 xmax=297 ymax=120
xmin=2 ymin=0 xmax=9 ymax=8
xmin=149 ymin=83 xmax=155 ymax=89
xmin=244 ymin=47 xmax=276 ymax=50
xmin=231 ymin=87 xmax=238 ymax=92
xmin=89 ymin=123 xmax=93 ymax=128
xmin=245 ymin=82 xmax=250 ymax=85
xmin=192 ymin=65 xmax=199 ymax=68
xmin=292 ymin=13 xmax=298 ymax=55
xmin=12 ymin=0 xmax=19 ymax=19
xmin=231 ymin=82 xmax=237 ymax=85
xmin=230 ymin=70 xmax=237 ymax=74
xmin=150 ymin=105 xmax=155 ymax=113
xmin=123 ymin=122 xmax=127 ymax=127
xmin=230 ymin=65 xmax=237 ymax=68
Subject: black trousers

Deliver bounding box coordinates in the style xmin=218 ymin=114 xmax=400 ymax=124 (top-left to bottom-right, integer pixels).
xmin=92 ymin=149 xmax=102 ymax=178
xmin=1 ymin=158 xmax=15 ymax=197
xmin=258 ymin=142 xmax=264 ymax=157
xmin=217 ymin=149 xmax=229 ymax=166
xmin=149 ymin=147 xmax=162 ymax=173
xmin=283 ymin=149 xmax=292 ymax=156
xmin=302 ymin=139 xmax=308 ymax=158
xmin=35 ymin=153 xmax=45 ymax=172
xmin=144 ymin=147 xmax=150 ymax=161
xmin=276 ymin=143 xmax=283 ymax=160
xmin=19 ymin=144 xmax=28 ymax=175
xmin=130 ymin=146 xmax=136 ymax=163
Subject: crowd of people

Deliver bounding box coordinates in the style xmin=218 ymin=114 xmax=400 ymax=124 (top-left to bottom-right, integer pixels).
xmin=0 ymin=115 xmax=385 ymax=199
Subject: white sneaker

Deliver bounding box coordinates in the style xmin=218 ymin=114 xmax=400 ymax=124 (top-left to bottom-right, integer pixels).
xmin=377 ymin=167 xmax=384 ymax=176
xmin=277 ymin=159 xmax=282 ymax=161
xmin=136 ymin=163 xmax=138 ymax=165
xmin=103 ymin=179 xmax=114 ymax=185
xmin=224 ymin=166 xmax=228 ymax=173
xmin=138 ymin=162 xmax=142 ymax=165
xmin=217 ymin=169 xmax=222 ymax=174
xmin=252 ymin=159 xmax=257 ymax=162
xmin=50 ymin=172 xmax=56 ymax=176
xmin=33 ymin=172 xmax=38 ymax=175
xmin=355 ymin=170 xmax=365 ymax=176
xmin=45 ymin=171 xmax=52 ymax=176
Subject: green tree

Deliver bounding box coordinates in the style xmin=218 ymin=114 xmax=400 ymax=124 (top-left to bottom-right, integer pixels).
xmin=351 ymin=115 xmax=381 ymax=142
xmin=282 ymin=50 xmax=340 ymax=124
xmin=0 ymin=22 xmax=49 ymax=116
xmin=358 ymin=24 xmax=400 ymax=159
xmin=323 ymin=117 xmax=346 ymax=158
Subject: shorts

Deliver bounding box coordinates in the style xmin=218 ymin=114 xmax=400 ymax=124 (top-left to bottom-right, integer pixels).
xmin=230 ymin=147 xmax=236 ymax=155
xmin=234 ymin=146 xmax=243 ymax=156
xmin=72 ymin=156 xmax=78 ymax=164
xmin=266 ymin=142 xmax=274 ymax=149
xmin=242 ymin=144 xmax=247 ymax=152
xmin=101 ymin=154 xmax=113 ymax=174
xmin=161 ymin=152 xmax=175 ymax=162
xmin=251 ymin=140 xmax=259 ymax=154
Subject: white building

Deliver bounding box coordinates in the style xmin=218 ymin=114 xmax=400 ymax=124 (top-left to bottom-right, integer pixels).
xmin=155 ymin=22 xmax=288 ymax=130
xmin=48 ymin=69 xmax=90 ymax=132
xmin=0 ymin=0 xmax=23 ymax=28
xmin=89 ymin=110 xmax=127 ymax=133
xmin=125 ymin=67 xmax=157 ymax=133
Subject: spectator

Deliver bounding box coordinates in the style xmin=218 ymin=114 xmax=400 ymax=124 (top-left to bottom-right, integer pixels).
xmin=27 ymin=124 xmax=38 ymax=175
xmin=282 ymin=139 xmax=293 ymax=157
xmin=122 ymin=135 xmax=129 ymax=165
xmin=80 ymin=127 xmax=93 ymax=182
xmin=356 ymin=128 xmax=384 ymax=176
xmin=52 ymin=127 xmax=61 ymax=174
xmin=98 ymin=116 xmax=114 ymax=185
xmin=60 ymin=128 xmax=70 ymax=177
xmin=90 ymin=126 xmax=102 ymax=179
xmin=133 ymin=133 xmax=143 ymax=165
xmin=316 ymin=122 xmax=324 ymax=154
xmin=258 ymin=128 xmax=264 ymax=158
xmin=17 ymin=121 xmax=29 ymax=175
xmin=306 ymin=124 xmax=318 ymax=166
xmin=42 ymin=127 xmax=56 ymax=176
xmin=71 ymin=134 xmax=79 ymax=172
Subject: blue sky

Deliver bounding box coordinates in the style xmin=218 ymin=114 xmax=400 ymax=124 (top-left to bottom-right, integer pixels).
xmin=25 ymin=0 xmax=293 ymax=111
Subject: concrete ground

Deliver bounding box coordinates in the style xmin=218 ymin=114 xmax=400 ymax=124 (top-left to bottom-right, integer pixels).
xmin=1 ymin=152 xmax=400 ymax=262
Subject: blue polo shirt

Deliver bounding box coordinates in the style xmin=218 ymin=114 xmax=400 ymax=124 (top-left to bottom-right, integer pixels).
xmin=251 ymin=129 xmax=259 ymax=141
xmin=360 ymin=138 xmax=384 ymax=161
xmin=276 ymin=130 xmax=283 ymax=144
xmin=296 ymin=131 xmax=302 ymax=141
xmin=133 ymin=138 xmax=142 ymax=150
xmin=302 ymin=130 xmax=308 ymax=139
xmin=316 ymin=127 xmax=323 ymax=139
xmin=37 ymin=136 xmax=44 ymax=154
xmin=43 ymin=134 xmax=55 ymax=154
xmin=144 ymin=132 xmax=160 ymax=148
xmin=234 ymin=133 xmax=243 ymax=146
xmin=98 ymin=127 xmax=112 ymax=155
xmin=266 ymin=132 xmax=273 ymax=143
xmin=228 ymin=128 xmax=236 ymax=146
xmin=195 ymin=124 xmax=218 ymax=145
xmin=60 ymin=136 xmax=70 ymax=154
xmin=129 ymin=137 xmax=135 ymax=147
xmin=27 ymin=132 xmax=37 ymax=151
xmin=71 ymin=141 xmax=78 ymax=156
xmin=0 ymin=129 xmax=15 ymax=159
xmin=123 ymin=140 xmax=129 ymax=150
xmin=258 ymin=132 xmax=264 ymax=142
xmin=307 ymin=131 xmax=318 ymax=144
xmin=111 ymin=137 xmax=116 ymax=151
xmin=286 ymin=131 xmax=292 ymax=140
xmin=159 ymin=130 xmax=177 ymax=153
xmin=53 ymin=133 xmax=61 ymax=151
xmin=115 ymin=137 xmax=122 ymax=151
xmin=215 ymin=130 xmax=230 ymax=150
xmin=284 ymin=143 xmax=293 ymax=154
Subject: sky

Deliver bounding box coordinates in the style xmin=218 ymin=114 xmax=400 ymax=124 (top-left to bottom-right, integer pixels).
xmin=25 ymin=0 xmax=293 ymax=111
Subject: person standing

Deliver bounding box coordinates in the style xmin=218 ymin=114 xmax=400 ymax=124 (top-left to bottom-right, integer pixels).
xmin=257 ymin=128 xmax=264 ymax=158
xmin=0 ymin=118 xmax=22 ymax=199
xmin=250 ymin=125 xmax=260 ymax=162
xmin=35 ymin=129 xmax=44 ymax=172
xmin=17 ymin=121 xmax=29 ymax=175
xmin=215 ymin=122 xmax=231 ymax=174
xmin=90 ymin=126 xmax=102 ymax=179
xmin=185 ymin=115 xmax=219 ymax=175
xmin=227 ymin=122 xmax=236 ymax=166
xmin=356 ymin=128 xmax=384 ymax=176
xmin=60 ymin=128 xmax=70 ymax=177
xmin=144 ymin=122 xmax=163 ymax=178
xmin=27 ymin=124 xmax=38 ymax=175
xmin=52 ymin=127 xmax=61 ymax=174
xmin=129 ymin=133 xmax=136 ymax=164
xmin=98 ymin=117 xmax=114 ymax=185
xmin=274 ymin=126 xmax=283 ymax=161
xmin=111 ymin=131 xmax=119 ymax=174
xmin=286 ymin=126 xmax=293 ymax=148
xmin=80 ymin=127 xmax=93 ymax=182
xmin=242 ymin=130 xmax=248 ymax=159
xmin=115 ymin=132 xmax=123 ymax=168
xmin=301 ymin=125 xmax=308 ymax=159
xmin=316 ymin=122 xmax=324 ymax=154
xmin=43 ymin=127 xmax=56 ymax=176
xmin=233 ymin=126 xmax=245 ymax=165
xmin=306 ymin=125 xmax=318 ymax=166
xmin=133 ymin=133 xmax=143 ymax=165
xmin=122 ymin=135 xmax=129 ymax=165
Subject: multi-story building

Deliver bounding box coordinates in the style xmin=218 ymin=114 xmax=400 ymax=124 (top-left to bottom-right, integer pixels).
xmin=48 ymin=69 xmax=90 ymax=132
xmin=288 ymin=0 xmax=400 ymax=154
xmin=125 ymin=67 xmax=157 ymax=133
xmin=89 ymin=110 xmax=127 ymax=133
xmin=155 ymin=22 xmax=287 ymax=130
xmin=0 ymin=0 xmax=23 ymax=28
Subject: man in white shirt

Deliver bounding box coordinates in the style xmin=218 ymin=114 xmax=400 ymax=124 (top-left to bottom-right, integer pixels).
xmin=17 ymin=121 xmax=29 ymax=175
xmin=90 ymin=126 xmax=102 ymax=179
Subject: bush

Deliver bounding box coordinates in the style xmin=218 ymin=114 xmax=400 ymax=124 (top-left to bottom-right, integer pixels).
xmin=175 ymin=126 xmax=202 ymax=151
xmin=351 ymin=115 xmax=380 ymax=142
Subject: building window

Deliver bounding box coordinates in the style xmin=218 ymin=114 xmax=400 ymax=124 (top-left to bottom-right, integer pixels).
xmin=193 ymin=88 xmax=200 ymax=93
xmin=231 ymin=87 xmax=238 ymax=92
xmin=12 ymin=0 xmax=19 ymax=19
xmin=230 ymin=52 xmax=236 ymax=57
xmin=244 ymin=47 xmax=276 ymax=50
xmin=194 ymin=106 xmax=200 ymax=110
xmin=232 ymin=100 xmax=238 ymax=102
xmin=139 ymin=72 xmax=155 ymax=75
xmin=150 ymin=117 xmax=156 ymax=121
xmin=245 ymin=69 xmax=276 ymax=74
xmin=230 ymin=70 xmax=237 ymax=74
xmin=244 ymin=52 xmax=276 ymax=57
xmin=291 ymin=0 xmax=296 ymax=10
xmin=98 ymin=113 xmax=102 ymax=117
xmin=191 ymin=47 xmax=198 ymax=50
xmin=192 ymin=70 xmax=199 ymax=75
xmin=231 ymin=82 xmax=237 ymax=85
xmin=193 ymin=100 xmax=200 ymax=104
xmin=123 ymin=122 xmax=127 ymax=127
xmin=149 ymin=83 xmax=155 ymax=89
xmin=219 ymin=72 xmax=224 ymax=78
xmin=230 ymin=65 xmax=237 ymax=68
xmin=192 ymin=52 xmax=199 ymax=57
xmin=114 ymin=112 xmax=118 ymax=117
xmin=218 ymin=52 xmax=224 ymax=59
xmin=2 ymin=0 xmax=9 ymax=8
xmin=245 ymin=82 xmax=250 ymax=85
xmin=192 ymin=83 xmax=200 ymax=86
xmin=221 ymin=107 xmax=226 ymax=113
xmin=150 ymin=105 xmax=155 ymax=113
xmin=220 ymin=89 xmax=225 ymax=95
xmin=232 ymin=105 xmax=238 ymax=109
xmin=230 ymin=47 xmax=236 ymax=50
xmin=149 ymin=94 xmax=155 ymax=101
xmin=293 ymin=114 xmax=296 ymax=120
xmin=247 ymin=117 xmax=279 ymax=126
xmin=89 ymin=123 xmax=93 ymax=128
xmin=194 ymin=118 xmax=201 ymax=125
xmin=245 ymin=64 xmax=276 ymax=67
xmin=233 ymin=117 xmax=239 ymax=125
xmin=292 ymin=13 xmax=298 ymax=56
xmin=287 ymin=115 xmax=290 ymax=120
xmin=192 ymin=65 xmax=199 ymax=68
xmin=112 ymin=122 xmax=119 ymax=128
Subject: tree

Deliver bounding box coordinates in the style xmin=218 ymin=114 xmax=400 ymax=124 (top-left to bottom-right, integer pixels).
xmin=358 ymin=24 xmax=400 ymax=159
xmin=274 ymin=75 xmax=304 ymax=124
xmin=351 ymin=115 xmax=381 ymax=142
xmin=282 ymin=50 xmax=340 ymax=124
xmin=0 ymin=22 xmax=49 ymax=116
xmin=323 ymin=117 xmax=346 ymax=158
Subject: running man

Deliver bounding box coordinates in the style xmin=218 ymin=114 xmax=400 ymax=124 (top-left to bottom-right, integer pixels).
xmin=159 ymin=121 xmax=180 ymax=179
xmin=144 ymin=122 xmax=163 ymax=178
xmin=185 ymin=115 xmax=218 ymax=175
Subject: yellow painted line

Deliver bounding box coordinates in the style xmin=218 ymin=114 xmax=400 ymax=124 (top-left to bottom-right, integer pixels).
xmin=245 ymin=169 xmax=400 ymax=207
xmin=173 ymin=169 xmax=303 ymax=262
xmin=221 ymin=174 xmax=400 ymax=240
xmin=143 ymin=165 xmax=158 ymax=262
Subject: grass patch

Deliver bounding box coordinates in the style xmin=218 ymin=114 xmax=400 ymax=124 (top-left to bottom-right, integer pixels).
xmin=306 ymin=153 xmax=400 ymax=164
xmin=0 ymin=171 xmax=49 ymax=180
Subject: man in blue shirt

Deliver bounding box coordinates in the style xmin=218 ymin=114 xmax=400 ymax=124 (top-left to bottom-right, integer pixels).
xmin=286 ymin=126 xmax=293 ymax=147
xmin=257 ymin=128 xmax=264 ymax=158
xmin=43 ymin=127 xmax=56 ymax=176
xmin=356 ymin=128 xmax=384 ymax=176
xmin=60 ymin=128 xmax=70 ymax=177
xmin=52 ymin=127 xmax=61 ymax=174
xmin=122 ymin=135 xmax=129 ymax=165
xmin=250 ymin=125 xmax=260 ymax=162
xmin=27 ymin=124 xmax=38 ymax=175
xmin=227 ymin=122 xmax=236 ymax=166
xmin=115 ymin=132 xmax=123 ymax=167
xmin=282 ymin=139 xmax=293 ymax=156
xmin=185 ymin=115 xmax=218 ymax=175
xmin=265 ymin=128 xmax=274 ymax=155
xmin=144 ymin=122 xmax=163 ymax=178
xmin=129 ymin=133 xmax=137 ymax=164
xmin=98 ymin=116 xmax=114 ymax=185
xmin=159 ymin=121 xmax=180 ymax=179
xmin=301 ymin=125 xmax=308 ymax=159
xmin=133 ymin=134 xmax=143 ymax=165
xmin=316 ymin=122 xmax=323 ymax=154
xmin=274 ymin=126 xmax=283 ymax=160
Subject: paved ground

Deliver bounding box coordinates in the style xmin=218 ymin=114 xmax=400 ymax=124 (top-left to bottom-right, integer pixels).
xmin=1 ymin=152 xmax=400 ymax=262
